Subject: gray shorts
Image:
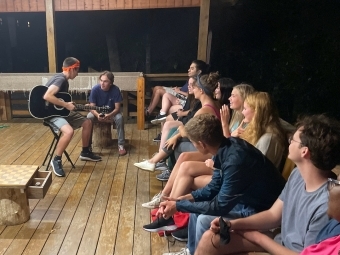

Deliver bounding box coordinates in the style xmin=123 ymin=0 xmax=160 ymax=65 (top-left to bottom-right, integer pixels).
xmin=47 ymin=111 xmax=87 ymax=132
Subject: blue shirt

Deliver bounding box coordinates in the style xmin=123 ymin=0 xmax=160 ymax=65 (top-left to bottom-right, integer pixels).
xmin=89 ymin=84 xmax=123 ymax=112
xmin=176 ymin=137 xmax=286 ymax=216
xmin=180 ymin=82 xmax=189 ymax=92
xmin=316 ymin=219 xmax=340 ymax=243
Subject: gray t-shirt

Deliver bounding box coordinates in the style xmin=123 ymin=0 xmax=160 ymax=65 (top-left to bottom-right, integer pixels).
xmin=276 ymin=168 xmax=329 ymax=252
xmin=45 ymin=73 xmax=69 ymax=92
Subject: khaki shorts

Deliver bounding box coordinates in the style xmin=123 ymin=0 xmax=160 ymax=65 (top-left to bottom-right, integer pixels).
xmin=46 ymin=111 xmax=87 ymax=132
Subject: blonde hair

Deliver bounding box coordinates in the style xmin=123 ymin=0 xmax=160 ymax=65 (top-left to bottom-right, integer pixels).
xmin=240 ymin=92 xmax=287 ymax=148
xmin=229 ymin=84 xmax=255 ymax=130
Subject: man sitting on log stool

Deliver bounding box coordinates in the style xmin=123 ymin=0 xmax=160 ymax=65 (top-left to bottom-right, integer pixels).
xmin=87 ymin=71 xmax=127 ymax=156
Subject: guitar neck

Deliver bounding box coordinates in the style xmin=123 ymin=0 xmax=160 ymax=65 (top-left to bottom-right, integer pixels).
xmin=75 ymin=104 xmax=105 ymax=112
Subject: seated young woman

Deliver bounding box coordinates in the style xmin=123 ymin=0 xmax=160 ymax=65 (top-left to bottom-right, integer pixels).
xmin=146 ymin=60 xmax=209 ymax=119
xmin=152 ymin=77 xmax=200 ymax=143
xmin=143 ymin=91 xmax=288 ymax=209
xmin=134 ymin=72 xmax=221 ymax=172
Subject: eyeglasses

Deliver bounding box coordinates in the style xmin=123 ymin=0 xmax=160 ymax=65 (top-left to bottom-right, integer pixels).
xmin=328 ymin=178 xmax=340 ymax=191
xmin=288 ymin=136 xmax=303 ymax=145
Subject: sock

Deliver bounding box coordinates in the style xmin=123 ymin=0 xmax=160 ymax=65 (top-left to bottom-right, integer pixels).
xmin=54 ymin=155 xmax=61 ymax=161
xmin=160 ymin=111 xmax=166 ymax=115
xmin=82 ymin=147 xmax=90 ymax=153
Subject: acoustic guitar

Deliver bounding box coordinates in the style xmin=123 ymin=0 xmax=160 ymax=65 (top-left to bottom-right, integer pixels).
xmin=28 ymin=85 xmax=110 ymax=119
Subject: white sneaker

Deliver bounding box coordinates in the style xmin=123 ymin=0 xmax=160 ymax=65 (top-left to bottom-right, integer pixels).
xmin=142 ymin=192 xmax=162 ymax=208
xmin=163 ymin=248 xmax=191 ymax=255
xmin=134 ymin=160 xmax=155 ymax=171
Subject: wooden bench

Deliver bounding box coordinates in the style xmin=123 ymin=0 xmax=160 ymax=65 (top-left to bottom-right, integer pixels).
xmin=0 ymin=165 xmax=52 ymax=225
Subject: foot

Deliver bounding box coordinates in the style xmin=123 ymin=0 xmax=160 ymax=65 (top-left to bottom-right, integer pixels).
xmin=156 ymin=169 xmax=171 ymax=182
xmin=118 ymin=145 xmax=127 ymax=156
xmin=155 ymin=161 xmax=168 ymax=171
xmin=162 ymin=248 xmax=191 ymax=255
xmin=153 ymin=133 xmax=162 ymax=142
xmin=142 ymin=192 xmax=162 ymax=209
xmin=50 ymin=159 xmax=65 ymax=177
xmin=79 ymin=151 xmax=102 ymax=161
xmin=134 ymin=160 xmax=155 ymax=171
xmin=150 ymin=114 xmax=167 ymax=124
xmin=143 ymin=217 xmax=177 ymax=232
xmin=171 ymin=227 xmax=188 ymax=242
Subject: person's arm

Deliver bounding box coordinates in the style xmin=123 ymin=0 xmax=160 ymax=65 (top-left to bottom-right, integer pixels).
xmin=236 ymin=230 xmax=299 ymax=255
xmin=230 ymin=198 xmax=283 ymax=231
xmin=220 ymin=105 xmax=231 ymax=137
xmin=106 ymin=102 xmax=121 ymax=118
xmin=43 ymin=85 xmax=75 ymax=111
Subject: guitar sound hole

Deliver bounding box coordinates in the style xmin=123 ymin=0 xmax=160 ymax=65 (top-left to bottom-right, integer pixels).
xmin=54 ymin=98 xmax=65 ymax=111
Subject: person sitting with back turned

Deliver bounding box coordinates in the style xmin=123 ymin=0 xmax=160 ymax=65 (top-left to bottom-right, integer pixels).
xmin=87 ymin=71 xmax=126 ymax=156
xmin=195 ymin=114 xmax=340 ymax=255
xmin=43 ymin=57 xmax=102 ymax=177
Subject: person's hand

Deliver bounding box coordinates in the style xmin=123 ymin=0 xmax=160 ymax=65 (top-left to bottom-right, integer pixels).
xmin=231 ymin=120 xmax=245 ymax=137
xmin=172 ymin=87 xmax=181 ymax=93
xmin=177 ymin=109 xmax=185 ymax=117
xmin=205 ymin=159 xmax=215 ymax=169
xmin=175 ymin=98 xmax=181 ymax=105
xmin=220 ymin=104 xmax=230 ymax=127
xmin=164 ymin=136 xmax=178 ymax=150
xmin=159 ymin=200 xmax=177 ymax=219
xmin=65 ymin=102 xmax=76 ymax=111
xmin=210 ymin=217 xmax=221 ymax=234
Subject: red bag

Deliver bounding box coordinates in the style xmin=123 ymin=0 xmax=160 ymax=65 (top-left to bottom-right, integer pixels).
xmin=151 ymin=208 xmax=190 ymax=236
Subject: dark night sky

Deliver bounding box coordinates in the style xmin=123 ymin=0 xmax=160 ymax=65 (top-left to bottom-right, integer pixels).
xmin=1 ymin=0 xmax=340 ymax=120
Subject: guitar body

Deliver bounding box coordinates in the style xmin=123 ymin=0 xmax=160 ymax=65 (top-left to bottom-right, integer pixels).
xmin=28 ymin=85 xmax=72 ymax=119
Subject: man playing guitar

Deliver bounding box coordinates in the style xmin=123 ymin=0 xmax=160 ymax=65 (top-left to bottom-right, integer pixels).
xmin=43 ymin=57 xmax=101 ymax=177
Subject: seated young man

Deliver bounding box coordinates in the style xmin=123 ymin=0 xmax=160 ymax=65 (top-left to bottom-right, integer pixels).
xmin=195 ymin=114 xmax=340 ymax=255
xmin=87 ymin=71 xmax=126 ymax=156
xmin=142 ymin=114 xmax=286 ymax=255
xmin=43 ymin=57 xmax=102 ymax=177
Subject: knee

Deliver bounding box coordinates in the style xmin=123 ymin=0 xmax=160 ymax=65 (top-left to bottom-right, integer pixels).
xmin=82 ymin=118 xmax=92 ymax=129
xmin=195 ymin=230 xmax=213 ymax=254
xmin=62 ymin=127 xmax=74 ymax=138
xmin=178 ymin=152 xmax=191 ymax=162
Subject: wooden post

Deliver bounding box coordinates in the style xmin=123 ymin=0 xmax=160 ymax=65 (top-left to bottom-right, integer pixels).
xmin=0 ymin=91 xmax=12 ymax=121
xmin=45 ymin=0 xmax=57 ymax=72
xmin=197 ymin=0 xmax=210 ymax=62
xmin=137 ymin=77 xmax=145 ymax=130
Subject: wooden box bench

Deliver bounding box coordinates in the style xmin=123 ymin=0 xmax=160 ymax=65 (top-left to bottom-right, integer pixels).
xmin=0 ymin=165 xmax=52 ymax=225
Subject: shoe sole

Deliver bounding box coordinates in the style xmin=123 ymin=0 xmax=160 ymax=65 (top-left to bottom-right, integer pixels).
xmin=156 ymin=176 xmax=169 ymax=182
xmin=171 ymin=235 xmax=188 ymax=242
xmin=143 ymin=225 xmax=177 ymax=233
xmin=50 ymin=161 xmax=65 ymax=177
xmin=133 ymin=163 xmax=155 ymax=171
xmin=141 ymin=203 xmax=159 ymax=209
xmin=150 ymin=117 xmax=166 ymax=125
xmin=153 ymin=139 xmax=161 ymax=142
xmin=79 ymin=156 xmax=102 ymax=162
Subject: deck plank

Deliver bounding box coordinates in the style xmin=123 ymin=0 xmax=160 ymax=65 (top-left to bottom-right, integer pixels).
xmin=0 ymin=120 xmax=187 ymax=255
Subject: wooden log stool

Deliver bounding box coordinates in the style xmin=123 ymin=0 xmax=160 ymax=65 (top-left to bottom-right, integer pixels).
xmin=92 ymin=119 xmax=116 ymax=148
xmin=0 ymin=165 xmax=52 ymax=225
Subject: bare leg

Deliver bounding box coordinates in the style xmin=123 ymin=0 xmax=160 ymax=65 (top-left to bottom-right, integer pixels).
xmin=160 ymin=93 xmax=180 ymax=114
xmin=162 ymin=152 xmax=211 ymax=195
xmin=170 ymin=161 xmax=213 ymax=198
xmin=55 ymin=124 xmax=74 ymax=156
xmin=81 ymin=118 xmax=92 ymax=147
xmin=159 ymin=120 xmax=182 ymax=149
xmin=160 ymin=114 xmax=175 ymax=131
xmin=148 ymin=86 xmax=165 ymax=113
xmin=148 ymin=150 xmax=169 ymax=164
xmin=195 ymin=230 xmax=267 ymax=255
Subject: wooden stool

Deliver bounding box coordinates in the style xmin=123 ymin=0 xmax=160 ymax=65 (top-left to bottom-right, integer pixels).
xmin=93 ymin=120 xmax=116 ymax=147
xmin=0 ymin=165 xmax=52 ymax=225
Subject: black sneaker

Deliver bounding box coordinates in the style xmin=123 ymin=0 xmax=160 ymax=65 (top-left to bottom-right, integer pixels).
xmin=153 ymin=133 xmax=162 ymax=142
xmin=150 ymin=114 xmax=167 ymax=124
xmin=171 ymin=227 xmax=188 ymax=242
xmin=50 ymin=159 xmax=65 ymax=177
xmin=143 ymin=217 xmax=177 ymax=232
xmin=156 ymin=169 xmax=171 ymax=181
xmin=79 ymin=151 xmax=102 ymax=161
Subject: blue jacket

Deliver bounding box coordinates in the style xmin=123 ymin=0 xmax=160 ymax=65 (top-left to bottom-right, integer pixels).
xmin=176 ymin=137 xmax=286 ymax=216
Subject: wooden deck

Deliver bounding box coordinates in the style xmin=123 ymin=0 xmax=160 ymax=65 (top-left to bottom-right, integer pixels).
xmin=0 ymin=119 xmax=185 ymax=255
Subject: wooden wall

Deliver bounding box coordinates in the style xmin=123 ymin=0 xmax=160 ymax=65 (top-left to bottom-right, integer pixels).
xmin=0 ymin=0 xmax=200 ymax=12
